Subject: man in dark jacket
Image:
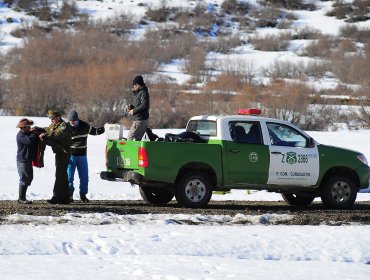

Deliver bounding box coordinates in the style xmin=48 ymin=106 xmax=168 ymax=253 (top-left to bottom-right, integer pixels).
xmin=38 ymin=111 xmax=71 ymax=204
xmin=67 ymin=110 xmax=105 ymax=203
xmin=127 ymin=75 xmax=150 ymax=141
xmin=16 ymin=118 xmax=38 ymax=204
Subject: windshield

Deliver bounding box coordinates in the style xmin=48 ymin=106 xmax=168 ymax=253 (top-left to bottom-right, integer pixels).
xmin=186 ymin=120 xmax=217 ymax=136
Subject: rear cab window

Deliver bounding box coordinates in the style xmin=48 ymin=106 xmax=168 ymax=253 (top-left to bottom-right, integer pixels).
xmin=186 ymin=120 xmax=217 ymax=137
xmin=228 ymin=121 xmax=263 ymax=144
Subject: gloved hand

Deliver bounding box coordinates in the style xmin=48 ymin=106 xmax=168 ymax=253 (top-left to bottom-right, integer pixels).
xmin=97 ymin=127 xmax=105 ymax=134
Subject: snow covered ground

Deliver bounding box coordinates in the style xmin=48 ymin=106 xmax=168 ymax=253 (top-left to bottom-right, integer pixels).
xmin=1 ymin=116 xmax=370 ymax=279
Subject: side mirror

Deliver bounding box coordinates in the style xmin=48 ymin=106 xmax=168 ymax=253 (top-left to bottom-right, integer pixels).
xmin=306 ymin=137 xmax=315 ymax=148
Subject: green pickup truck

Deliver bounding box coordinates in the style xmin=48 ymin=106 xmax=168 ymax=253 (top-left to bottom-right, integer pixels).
xmin=101 ymin=111 xmax=370 ymax=209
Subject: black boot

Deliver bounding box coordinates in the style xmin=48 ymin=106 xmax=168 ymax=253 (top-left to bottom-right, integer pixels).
xmin=18 ymin=186 xmax=32 ymax=204
xmin=70 ymin=192 xmax=74 ymax=203
xmin=80 ymin=194 xmax=90 ymax=203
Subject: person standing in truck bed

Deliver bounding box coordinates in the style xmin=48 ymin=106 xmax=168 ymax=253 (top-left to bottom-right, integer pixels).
xmin=127 ymin=75 xmax=150 ymax=141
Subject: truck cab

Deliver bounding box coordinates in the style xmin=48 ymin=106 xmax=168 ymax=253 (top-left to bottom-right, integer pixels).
xmin=187 ymin=113 xmax=319 ymax=187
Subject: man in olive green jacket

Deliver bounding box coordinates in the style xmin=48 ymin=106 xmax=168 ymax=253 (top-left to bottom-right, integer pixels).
xmin=38 ymin=111 xmax=72 ymax=204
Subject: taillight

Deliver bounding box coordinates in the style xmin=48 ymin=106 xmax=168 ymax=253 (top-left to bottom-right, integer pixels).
xmin=138 ymin=147 xmax=148 ymax=168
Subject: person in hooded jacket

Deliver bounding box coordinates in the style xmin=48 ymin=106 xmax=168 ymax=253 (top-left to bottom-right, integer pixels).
xmin=127 ymin=75 xmax=150 ymax=141
xmin=16 ymin=118 xmax=38 ymax=204
xmin=67 ymin=110 xmax=105 ymax=202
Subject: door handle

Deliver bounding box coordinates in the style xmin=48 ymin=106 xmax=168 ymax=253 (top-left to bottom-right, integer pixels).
xmin=229 ymin=149 xmax=240 ymax=153
xmin=271 ymin=151 xmax=282 ymax=155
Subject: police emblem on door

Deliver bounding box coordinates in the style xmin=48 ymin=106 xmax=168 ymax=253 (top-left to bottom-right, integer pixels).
xmin=249 ymin=152 xmax=258 ymax=162
xmin=286 ymin=152 xmax=297 ymax=165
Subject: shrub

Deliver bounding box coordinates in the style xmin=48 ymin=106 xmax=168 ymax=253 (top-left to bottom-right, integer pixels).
xmin=276 ymin=19 xmax=293 ymax=29
xmin=262 ymin=61 xmax=306 ymax=80
xmin=339 ymin=25 xmax=370 ymax=43
xmin=303 ymin=35 xmax=339 ymax=58
xmin=222 ymin=0 xmax=251 ymax=16
xmin=183 ymin=47 xmax=207 ymax=81
xmin=304 ymin=60 xmax=330 ymax=78
xmin=357 ymin=90 xmax=370 ymax=128
xmin=149 ymin=81 xmax=196 ymax=128
xmin=250 ymin=32 xmax=291 ymax=51
xmin=201 ymin=35 xmax=242 ymax=54
xmin=292 ymin=26 xmax=321 ymax=40
xmin=326 ymin=0 xmax=353 ymax=19
xmin=145 ymin=0 xmax=177 ymax=22
xmin=253 ymin=7 xmax=281 ymax=28
xmin=206 ymin=71 xmax=249 ymax=95
xmin=326 ymin=0 xmax=370 ymax=22
xmin=259 ymin=81 xmax=314 ymax=127
xmin=258 ymin=0 xmax=316 ymax=10
xmin=144 ymin=28 xmax=196 ymax=63
xmin=95 ymin=14 xmax=135 ymax=36
xmin=173 ymin=3 xmax=218 ymax=36
xmin=58 ymin=0 xmax=79 ymax=21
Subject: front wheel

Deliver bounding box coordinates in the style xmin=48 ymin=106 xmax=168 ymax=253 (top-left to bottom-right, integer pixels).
xmin=175 ymin=172 xmax=213 ymax=208
xmin=282 ymin=192 xmax=315 ymax=206
xmin=139 ymin=186 xmax=174 ymax=205
xmin=320 ymin=175 xmax=357 ymax=209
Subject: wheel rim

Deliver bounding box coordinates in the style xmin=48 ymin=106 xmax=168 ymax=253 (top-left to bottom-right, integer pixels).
xmin=331 ymin=181 xmax=351 ymax=203
xmin=184 ymin=179 xmax=206 ymax=203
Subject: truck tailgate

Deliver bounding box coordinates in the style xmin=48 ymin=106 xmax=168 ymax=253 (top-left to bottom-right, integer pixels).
xmin=106 ymin=140 xmax=141 ymax=169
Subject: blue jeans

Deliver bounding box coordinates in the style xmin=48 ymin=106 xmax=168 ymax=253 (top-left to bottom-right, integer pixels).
xmin=67 ymin=155 xmax=89 ymax=195
xmin=17 ymin=160 xmax=33 ymax=188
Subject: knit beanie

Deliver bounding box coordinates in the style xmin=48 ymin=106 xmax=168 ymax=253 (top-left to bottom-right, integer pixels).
xmin=68 ymin=110 xmax=79 ymax=121
xmin=132 ymin=75 xmax=145 ymax=86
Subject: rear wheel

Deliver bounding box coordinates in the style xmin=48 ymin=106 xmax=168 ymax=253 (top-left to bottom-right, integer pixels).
xmin=175 ymin=172 xmax=212 ymax=208
xmin=139 ymin=186 xmax=174 ymax=205
xmin=282 ymin=192 xmax=315 ymax=206
xmin=320 ymin=175 xmax=357 ymax=209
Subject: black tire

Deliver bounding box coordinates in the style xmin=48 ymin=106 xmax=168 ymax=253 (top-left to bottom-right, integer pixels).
xmin=175 ymin=172 xmax=213 ymax=208
xmin=281 ymin=192 xmax=315 ymax=206
xmin=320 ymin=175 xmax=357 ymax=209
xmin=139 ymin=186 xmax=174 ymax=205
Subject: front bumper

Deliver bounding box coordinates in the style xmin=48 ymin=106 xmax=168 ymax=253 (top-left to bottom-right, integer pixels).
xmin=356 ymin=165 xmax=370 ymax=190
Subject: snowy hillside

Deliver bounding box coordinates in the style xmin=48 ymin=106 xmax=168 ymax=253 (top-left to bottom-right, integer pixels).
xmin=1 ymin=0 xmax=369 ymax=85
xmin=1 ymin=0 xmax=370 ymax=130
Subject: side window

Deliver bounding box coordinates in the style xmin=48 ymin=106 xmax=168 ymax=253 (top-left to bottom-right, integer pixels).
xmin=229 ymin=121 xmax=262 ymax=144
xmin=267 ymin=122 xmax=307 ymax=147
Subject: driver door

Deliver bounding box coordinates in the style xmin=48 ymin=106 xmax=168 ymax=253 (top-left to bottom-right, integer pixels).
xmin=266 ymin=122 xmax=319 ymax=186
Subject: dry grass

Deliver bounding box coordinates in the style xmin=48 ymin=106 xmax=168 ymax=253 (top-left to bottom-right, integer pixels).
xmin=3 ymin=28 xmax=156 ymax=124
